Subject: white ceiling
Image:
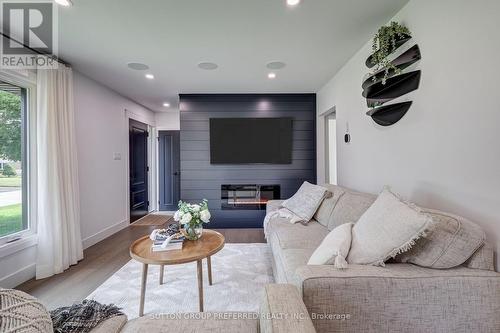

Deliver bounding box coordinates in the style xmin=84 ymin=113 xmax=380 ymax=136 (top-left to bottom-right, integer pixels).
xmin=58 ymin=0 xmax=409 ymax=112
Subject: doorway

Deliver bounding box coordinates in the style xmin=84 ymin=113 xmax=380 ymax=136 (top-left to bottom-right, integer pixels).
xmin=129 ymin=119 xmax=149 ymax=222
xmin=324 ymin=110 xmax=337 ymax=185
xmin=158 ymin=130 xmax=180 ymax=211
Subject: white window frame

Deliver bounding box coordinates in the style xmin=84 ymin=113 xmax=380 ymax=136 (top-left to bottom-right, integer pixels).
xmin=0 ymin=69 xmax=38 ymax=255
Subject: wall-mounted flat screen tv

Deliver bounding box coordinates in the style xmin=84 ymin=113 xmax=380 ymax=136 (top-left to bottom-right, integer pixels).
xmin=209 ymin=118 xmax=293 ymax=164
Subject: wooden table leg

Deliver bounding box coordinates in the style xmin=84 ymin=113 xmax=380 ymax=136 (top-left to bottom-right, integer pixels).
xmin=159 ymin=265 xmax=164 ymax=285
xmin=139 ymin=263 xmax=148 ymax=317
xmin=207 ymin=256 xmax=213 ymax=286
xmin=197 ymin=260 xmax=204 ymax=312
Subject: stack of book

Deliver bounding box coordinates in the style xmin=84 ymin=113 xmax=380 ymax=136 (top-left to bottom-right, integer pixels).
xmin=151 ymin=230 xmax=185 ymax=252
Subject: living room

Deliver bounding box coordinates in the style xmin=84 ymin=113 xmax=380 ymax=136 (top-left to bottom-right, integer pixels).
xmin=0 ymin=0 xmax=499 ymax=332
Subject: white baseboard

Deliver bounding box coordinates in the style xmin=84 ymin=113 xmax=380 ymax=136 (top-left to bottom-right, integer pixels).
xmin=0 ymin=263 xmax=35 ymax=289
xmin=153 ymin=210 xmax=176 ymax=215
xmin=82 ymin=219 xmax=129 ymax=249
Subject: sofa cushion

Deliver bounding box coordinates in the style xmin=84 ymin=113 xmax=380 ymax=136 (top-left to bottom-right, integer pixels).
xmin=347 ymin=188 xmax=434 ymax=266
xmin=313 ymin=184 xmax=346 ymax=227
xmin=327 ymin=187 xmax=376 ymax=231
xmin=281 ymin=181 xmax=330 ymax=223
xmin=295 ymin=262 xmax=500 ymax=284
xmin=122 ymin=313 xmax=258 ymax=333
xmin=271 ymin=220 xmax=329 ymax=250
xmin=275 ymin=248 xmax=315 ymax=283
xmin=267 ymin=201 xmax=341 ymax=283
xmin=394 ymin=209 xmax=486 ymax=269
xmin=463 ymin=243 xmax=495 ymax=271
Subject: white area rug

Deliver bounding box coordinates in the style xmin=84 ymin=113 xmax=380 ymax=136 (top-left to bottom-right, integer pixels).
xmin=87 ymin=243 xmax=273 ymax=319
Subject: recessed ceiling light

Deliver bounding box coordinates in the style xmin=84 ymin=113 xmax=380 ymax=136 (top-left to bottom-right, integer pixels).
xmin=54 ymin=0 xmax=72 ymax=6
xmin=268 ymin=73 xmax=276 ymax=79
xmin=127 ymin=62 xmax=149 ymax=71
xmin=198 ymin=62 xmax=218 ymax=70
xmin=163 ymin=102 xmax=170 ymax=107
xmin=266 ymin=61 xmax=286 ymax=70
xmin=286 ymin=0 xmax=300 ymax=6
xmin=145 ymin=74 xmax=154 ymax=79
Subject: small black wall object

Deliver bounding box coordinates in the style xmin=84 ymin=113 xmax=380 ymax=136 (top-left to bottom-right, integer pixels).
xmin=344 ymin=133 xmax=351 ymax=143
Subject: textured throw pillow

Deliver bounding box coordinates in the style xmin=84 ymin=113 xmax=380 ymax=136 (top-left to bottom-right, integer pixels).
xmin=308 ymin=222 xmax=353 ymax=268
xmin=347 ymin=187 xmax=434 ymax=266
xmin=394 ymin=209 xmax=485 ymax=269
xmin=281 ymin=181 xmax=330 ymax=224
xmin=0 ymin=288 xmax=53 ymax=333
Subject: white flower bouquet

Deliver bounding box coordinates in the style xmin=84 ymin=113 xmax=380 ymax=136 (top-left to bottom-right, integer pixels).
xmin=174 ymin=199 xmax=211 ymax=240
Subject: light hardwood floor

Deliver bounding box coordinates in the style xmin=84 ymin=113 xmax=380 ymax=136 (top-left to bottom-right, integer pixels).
xmin=16 ymin=225 xmax=265 ymax=310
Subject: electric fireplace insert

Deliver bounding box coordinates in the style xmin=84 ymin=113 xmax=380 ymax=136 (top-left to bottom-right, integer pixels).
xmin=221 ymin=184 xmax=280 ymax=210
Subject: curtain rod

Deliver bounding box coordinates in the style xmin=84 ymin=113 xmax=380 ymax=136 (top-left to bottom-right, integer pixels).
xmin=0 ymin=32 xmax=71 ymax=67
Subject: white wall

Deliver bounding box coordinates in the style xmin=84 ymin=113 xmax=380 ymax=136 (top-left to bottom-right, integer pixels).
xmin=0 ymin=241 xmax=36 ymax=289
xmin=74 ymin=72 xmax=156 ymax=248
xmin=317 ymin=0 xmax=500 ymax=269
xmin=327 ymin=117 xmax=337 ymax=184
xmin=155 ymin=111 xmax=180 ymax=131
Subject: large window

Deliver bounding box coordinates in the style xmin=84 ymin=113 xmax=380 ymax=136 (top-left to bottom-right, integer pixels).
xmin=0 ymin=80 xmax=27 ymax=238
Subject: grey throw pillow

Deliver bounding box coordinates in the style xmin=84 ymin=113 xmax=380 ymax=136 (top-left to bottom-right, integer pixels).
xmin=281 ymin=181 xmax=330 ymax=223
xmin=394 ymin=209 xmax=485 ymax=268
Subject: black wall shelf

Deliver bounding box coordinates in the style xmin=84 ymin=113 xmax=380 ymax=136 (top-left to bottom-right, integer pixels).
xmin=362 ymin=45 xmax=421 ymax=90
xmin=366 ymin=101 xmax=412 ymax=126
xmin=364 ymin=32 xmax=422 ymax=126
xmin=363 ymin=70 xmax=421 ymax=107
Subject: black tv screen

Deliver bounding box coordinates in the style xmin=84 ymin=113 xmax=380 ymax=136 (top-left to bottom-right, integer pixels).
xmin=210 ymin=118 xmax=293 ymax=164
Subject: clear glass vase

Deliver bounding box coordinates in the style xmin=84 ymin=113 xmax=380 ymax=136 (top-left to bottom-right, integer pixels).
xmin=184 ymin=223 xmax=203 ymax=240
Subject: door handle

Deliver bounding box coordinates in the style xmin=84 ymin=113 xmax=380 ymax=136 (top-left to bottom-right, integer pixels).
xmin=173 ymin=171 xmax=180 ymax=176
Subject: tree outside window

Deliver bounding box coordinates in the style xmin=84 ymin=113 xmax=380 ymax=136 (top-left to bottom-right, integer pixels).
xmin=0 ymin=85 xmax=24 ymax=237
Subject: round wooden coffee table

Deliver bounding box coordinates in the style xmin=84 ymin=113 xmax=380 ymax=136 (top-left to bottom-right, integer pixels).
xmin=130 ymin=229 xmax=225 ymax=316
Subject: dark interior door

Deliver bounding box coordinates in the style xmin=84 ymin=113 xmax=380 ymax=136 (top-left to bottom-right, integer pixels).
xmin=129 ymin=119 xmax=149 ymax=222
xmin=159 ymin=130 xmax=180 ymax=211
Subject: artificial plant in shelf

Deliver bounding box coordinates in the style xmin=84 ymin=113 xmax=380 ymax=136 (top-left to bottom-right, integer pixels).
xmin=371 ymin=21 xmax=411 ymax=84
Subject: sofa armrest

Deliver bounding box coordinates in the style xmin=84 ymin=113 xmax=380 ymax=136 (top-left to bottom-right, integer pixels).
xmin=266 ymin=200 xmax=284 ymax=215
xmin=260 ymin=284 xmax=316 ymax=333
xmin=90 ymin=315 xmax=127 ymax=333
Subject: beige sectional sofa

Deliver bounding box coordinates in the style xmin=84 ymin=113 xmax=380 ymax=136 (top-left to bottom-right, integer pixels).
xmin=265 ymin=184 xmax=500 ymax=332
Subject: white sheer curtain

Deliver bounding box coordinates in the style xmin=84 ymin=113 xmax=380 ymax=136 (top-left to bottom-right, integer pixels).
xmin=36 ymin=66 xmax=83 ymax=279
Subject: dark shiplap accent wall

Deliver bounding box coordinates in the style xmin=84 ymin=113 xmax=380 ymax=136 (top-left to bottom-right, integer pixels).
xmin=179 ymin=94 xmax=316 ymax=228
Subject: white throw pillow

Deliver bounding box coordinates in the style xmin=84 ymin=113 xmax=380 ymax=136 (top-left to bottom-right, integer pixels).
xmin=281 ymin=181 xmax=329 ymax=224
xmin=347 ymin=187 xmax=434 ymax=266
xmin=308 ymin=222 xmax=353 ymax=269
